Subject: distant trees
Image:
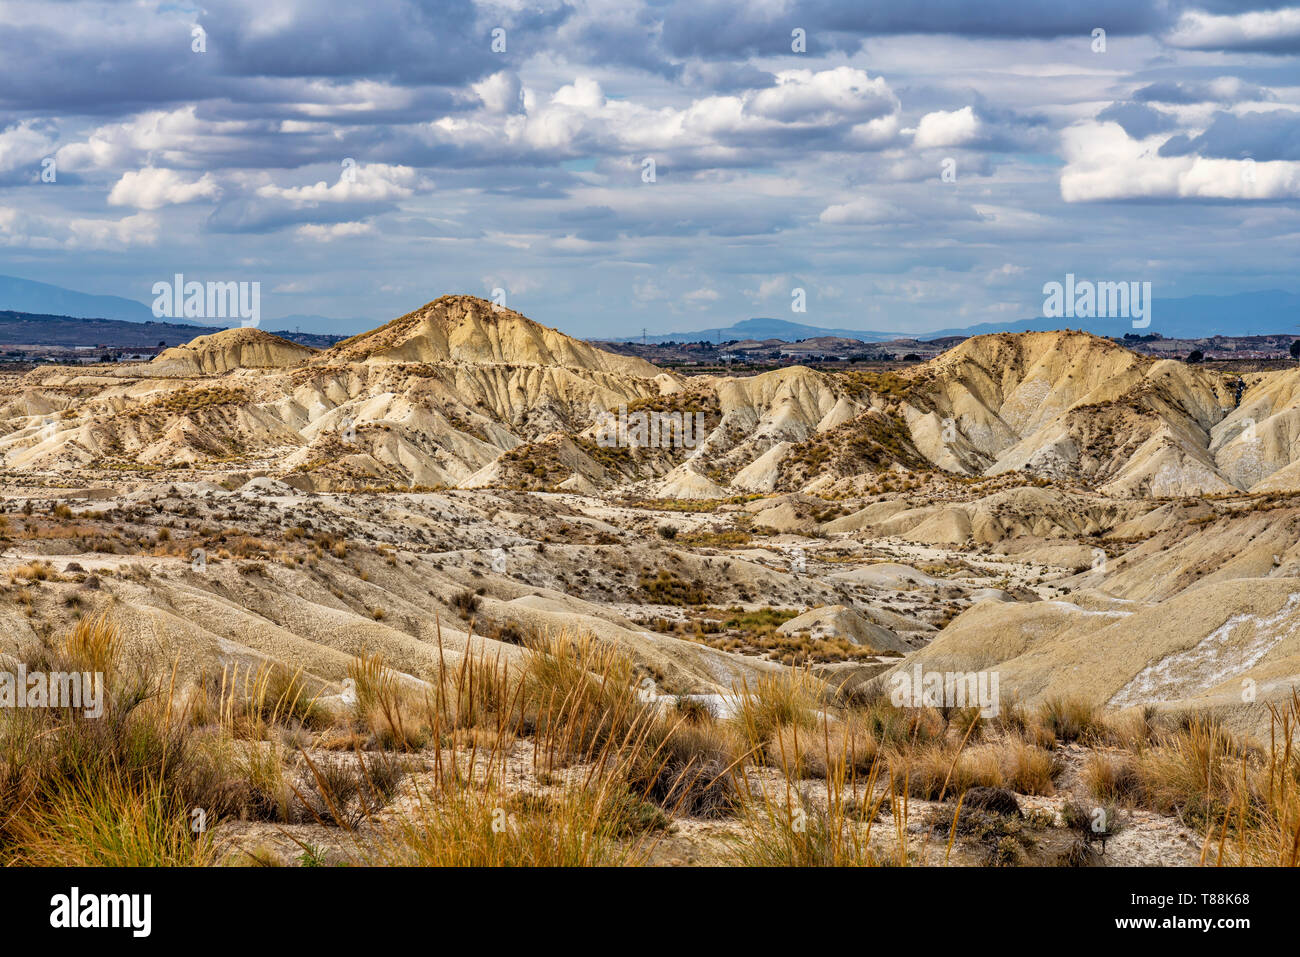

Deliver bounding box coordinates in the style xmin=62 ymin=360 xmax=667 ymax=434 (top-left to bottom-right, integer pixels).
xmin=1186 ymin=349 xmax=1204 ymax=364
xmin=1290 ymin=339 xmax=1300 ymax=360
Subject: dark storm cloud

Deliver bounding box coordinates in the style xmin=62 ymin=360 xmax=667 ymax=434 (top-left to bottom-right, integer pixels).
xmin=0 ymin=16 xmax=222 ymax=114
xmin=1158 ymin=110 xmax=1300 ymax=161
xmin=1097 ymin=102 xmax=1180 ymax=139
xmin=1134 ymin=79 xmax=1277 ymax=104
xmin=655 ymin=0 xmax=1170 ymax=60
xmin=199 ymin=0 xmax=498 ymax=84
xmin=204 ymin=197 xmax=398 ymax=233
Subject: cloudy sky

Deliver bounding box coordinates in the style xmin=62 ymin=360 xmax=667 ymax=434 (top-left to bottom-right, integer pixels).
xmin=1 ymin=0 xmax=1298 ymax=337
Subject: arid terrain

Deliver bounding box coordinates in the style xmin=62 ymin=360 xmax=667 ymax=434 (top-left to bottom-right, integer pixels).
xmin=2 ymin=294 xmax=1299 ymax=867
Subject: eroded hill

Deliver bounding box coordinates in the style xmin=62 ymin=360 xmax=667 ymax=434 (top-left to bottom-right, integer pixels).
xmin=2 ymin=295 xmax=1300 ymax=738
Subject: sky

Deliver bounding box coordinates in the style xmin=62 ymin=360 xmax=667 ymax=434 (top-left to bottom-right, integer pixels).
xmin=0 ymin=0 xmax=1298 ymax=338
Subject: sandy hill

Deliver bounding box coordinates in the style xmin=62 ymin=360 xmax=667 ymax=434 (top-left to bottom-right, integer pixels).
xmin=0 ymin=295 xmax=677 ymax=485
xmin=152 ymin=327 xmax=316 ymax=375
xmin=875 ymin=577 xmax=1300 ymax=739
xmin=895 ymin=330 xmax=1240 ymax=495
xmin=15 ymin=321 xmax=1300 ymax=500
xmin=324 ymin=295 xmax=662 ymax=378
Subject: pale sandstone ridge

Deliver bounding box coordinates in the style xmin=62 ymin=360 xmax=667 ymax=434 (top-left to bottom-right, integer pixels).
xmin=898 ymin=330 xmax=1239 ymax=496
xmin=874 ymin=578 xmax=1300 ymax=739
xmin=152 ymin=327 xmax=316 ymax=375
xmin=777 ymin=604 xmax=911 ymax=654
xmin=323 ymin=294 xmax=663 ymax=378
xmin=6 ymin=316 xmax=1300 ymax=749
xmin=10 ymin=317 xmax=1300 ymax=500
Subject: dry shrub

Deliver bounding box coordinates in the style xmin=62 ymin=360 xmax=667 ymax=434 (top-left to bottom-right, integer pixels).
xmin=1206 ymin=692 xmax=1300 ymax=865
xmin=733 ymin=742 xmax=892 ymax=866
xmin=630 ymin=717 xmax=746 ymax=817
xmin=1104 ymin=705 xmax=1161 ymax=753
xmin=1137 ymin=717 xmax=1240 ymax=823
xmin=891 ymin=740 xmax=1002 ymax=801
xmin=522 ymin=630 xmax=654 ymax=761
xmin=377 ymin=771 xmax=648 ymax=866
xmin=1038 ymin=695 xmax=1107 ymax=745
xmin=348 ymin=650 xmax=427 ymax=750
xmin=0 ymin=617 xmax=227 ymax=865
xmin=63 ymin=612 xmax=121 ymax=681
xmin=732 ymin=669 xmax=821 ymax=753
xmin=774 ymin=718 xmax=878 ymax=780
xmin=998 ymin=738 xmax=1059 ymax=796
xmin=853 ymin=696 xmax=947 ymax=750
xmin=1083 ymin=751 xmax=1143 ymax=805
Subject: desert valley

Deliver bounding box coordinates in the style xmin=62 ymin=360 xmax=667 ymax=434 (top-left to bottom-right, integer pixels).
xmin=1 ymin=294 xmax=1298 ymax=868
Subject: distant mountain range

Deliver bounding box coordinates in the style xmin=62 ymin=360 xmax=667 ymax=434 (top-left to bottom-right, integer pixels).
xmin=3 ymin=274 xmax=1297 ymax=345
xmin=0 ymin=275 xmax=369 ymax=337
xmin=0 ymin=274 xmax=156 ymax=323
xmin=0 ymin=311 xmax=341 ymax=351
xmin=624 ymin=290 xmax=1300 ymax=343
xmin=919 ymin=290 xmax=1300 ymax=340
xmin=622 ymin=317 xmax=898 ymax=344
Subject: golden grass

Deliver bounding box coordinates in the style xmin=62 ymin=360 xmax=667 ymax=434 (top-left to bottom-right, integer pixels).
xmin=733 ymin=738 xmax=893 ymax=866
xmin=1207 ymin=693 xmax=1300 ymax=865
xmin=998 ymin=737 xmax=1059 ymax=796
xmin=1082 ymin=751 xmax=1143 ymax=805
xmin=8 ymin=769 xmax=216 ymax=866
xmin=63 ymin=612 xmax=121 ymax=679
xmin=9 ymin=610 xmax=1300 ymax=868
xmin=1037 ymin=695 xmax=1108 ymax=745
xmin=732 ymin=668 xmax=820 ymax=752
xmin=774 ymin=718 xmax=878 ymax=780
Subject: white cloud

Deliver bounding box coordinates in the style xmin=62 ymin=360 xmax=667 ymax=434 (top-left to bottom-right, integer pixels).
xmin=818 ymin=197 xmax=903 ymax=225
xmin=1166 ymin=7 xmax=1300 ymax=50
xmin=750 ymin=275 xmax=787 ymax=300
xmin=748 ymin=67 xmax=897 ymax=123
xmin=257 ymin=164 xmax=430 ymax=203
xmin=849 ymin=113 xmax=901 ymax=147
xmin=108 ymin=167 xmax=221 ymax=209
xmin=1059 ymin=121 xmax=1300 ymax=201
xmin=986 ymin=263 xmax=1027 ymax=284
xmin=0 ymin=206 xmax=159 ymax=249
xmin=474 ymin=71 xmax=524 ymax=114
xmin=296 ymin=221 xmax=375 ymax=241
xmin=913 ymin=106 xmax=980 ymax=149
xmin=683 ymin=287 xmax=720 ymax=303
xmin=431 ymin=67 xmax=901 ymax=159
xmin=633 ymin=278 xmax=668 ymax=302
xmin=0 ymin=121 xmax=55 ymax=174
xmin=55 ymin=107 xmax=236 ymax=171
xmin=552 ymin=77 xmax=606 ymax=111
xmin=67 ymin=212 xmax=159 ymax=248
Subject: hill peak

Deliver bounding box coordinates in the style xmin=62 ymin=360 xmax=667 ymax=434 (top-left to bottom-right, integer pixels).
xmin=153 ymin=326 xmax=315 ymax=375
xmin=322 ymin=294 xmax=661 ymax=376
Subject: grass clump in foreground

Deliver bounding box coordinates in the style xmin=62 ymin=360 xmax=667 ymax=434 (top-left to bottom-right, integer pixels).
xmin=0 ymin=615 xmax=216 ymax=865
xmin=9 ymin=611 xmax=1300 ymax=867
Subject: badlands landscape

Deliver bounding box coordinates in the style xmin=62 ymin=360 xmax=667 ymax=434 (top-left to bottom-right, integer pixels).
xmin=3 ymin=294 xmax=1300 ymax=867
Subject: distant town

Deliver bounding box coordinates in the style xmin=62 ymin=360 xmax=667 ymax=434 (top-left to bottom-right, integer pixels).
xmin=0 ymin=310 xmax=343 ymax=365
xmin=595 ymin=331 xmax=1300 ymax=374
xmin=0 ymin=308 xmax=1296 ymax=374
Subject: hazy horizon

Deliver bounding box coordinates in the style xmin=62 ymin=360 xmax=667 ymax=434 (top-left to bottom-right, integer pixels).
xmin=1 ymin=1 xmax=1298 ymax=339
